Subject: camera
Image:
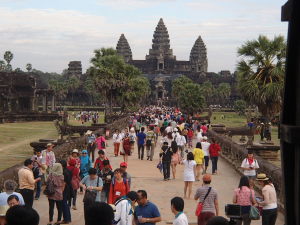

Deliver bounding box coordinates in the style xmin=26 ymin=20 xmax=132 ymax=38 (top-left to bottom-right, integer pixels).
xmin=225 ymin=204 xmax=242 ymax=225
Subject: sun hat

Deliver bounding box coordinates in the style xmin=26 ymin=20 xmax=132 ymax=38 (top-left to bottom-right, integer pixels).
xmin=203 ymin=174 xmax=212 ymax=182
xmin=256 ymin=173 xmax=269 ymax=181
xmin=86 ymin=130 xmax=93 ymax=135
xmin=120 ymin=162 xmax=128 ymax=168
xmin=0 ymin=205 xmax=9 ymax=216
xmin=203 ymin=136 xmax=208 ymax=140
xmin=47 ymin=143 xmax=53 ymax=147
xmin=72 ymin=149 xmax=79 ymax=154
xmin=130 ymin=127 xmax=135 ymax=132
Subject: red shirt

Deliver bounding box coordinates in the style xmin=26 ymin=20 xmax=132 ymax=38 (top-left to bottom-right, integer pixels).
xmin=67 ymin=165 xmax=80 ymax=177
xmin=94 ymin=157 xmax=112 ymax=171
xmin=187 ymin=130 xmax=194 ymax=138
xmin=108 ymin=179 xmax=130 ymax=204
xmin=209 ymin=143 xmax=221 ymax=157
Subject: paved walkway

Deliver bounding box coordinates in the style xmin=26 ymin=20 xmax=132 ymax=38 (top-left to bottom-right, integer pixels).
xmin=35 ymin=137 xmax=284 ymax=224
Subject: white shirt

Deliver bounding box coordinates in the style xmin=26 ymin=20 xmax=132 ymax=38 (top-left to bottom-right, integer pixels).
xmin=176 ymin=135 xmax=186 ymax=146
xmin=201 ymin=142 xmax=211 ymax=157
xmin=173 ymin=212 xmax=188 ymax=225
xmin=0 ymin=192 xmax=25 ymax=206
xmin=113 ymin=133 xmax=123 ymax=143
xmin=241 ymin=158 xmax=259 ymax=176
xmin=114 ymin=198 xmax=133 ymax=225
xmin=165 ymin=126 xmax=173 ymax=133
xmin=196 ymin=132 xmax=203 ymax=142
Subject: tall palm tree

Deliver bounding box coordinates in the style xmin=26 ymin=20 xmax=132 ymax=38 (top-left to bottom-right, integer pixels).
xmin=201 ymin=81 xmax=215 ymax=105
xmin=4 ymin=51 xmax=13 ymax=71
xmin=237 ymin=35 xmax=286 ymax=121
xmin=216 ymin=83 xmax=231 ymax=106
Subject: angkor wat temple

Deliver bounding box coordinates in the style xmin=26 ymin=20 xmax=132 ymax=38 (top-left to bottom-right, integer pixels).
xmin=115 ymin=18 xmax=238 ymax=105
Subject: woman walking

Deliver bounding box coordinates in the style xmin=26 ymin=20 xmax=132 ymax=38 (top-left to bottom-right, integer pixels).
xmin=256 ymin=174 xmax=278 ymax=225
xmin=129 ymin=128 xmax=137 ymax=153
xmin=79 ymin=150 xmax=91 ymax=193
xmin=122 ymin=133 xmax=131 ymax=163
xmin=159 ymin=142 xmax=173 ymax=181
xmin=233 ymin=176 xmax=256 ymax=225
xmin=171 ymin=145 xmax=182 ymax=179
xmin=241 ymin=150 xmax=259 ymax=181
xmin=108 ymin=169 xmax=130 ymax=204
xmin=209 ymin=138 xmax=221 ymax=175
xmin=183 ymin=152 xmax=196 ymax=199
xmin=67 ymin=159 xmax=80 ymax=210
xmin=113 ymin=129 xmax=122 ymax=157
xmin=46 ymin=163 xmax=65 ymax=225
xmin=193 ymin=142 xmax=204 ymax=181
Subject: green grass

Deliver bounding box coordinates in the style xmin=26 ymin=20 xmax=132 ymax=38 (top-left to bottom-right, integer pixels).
xmin=0 ymin=121 xmax=57 ymax=171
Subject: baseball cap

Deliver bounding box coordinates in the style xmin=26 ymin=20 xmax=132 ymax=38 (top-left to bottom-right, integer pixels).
xmin=120 ymin=162 xmax=128 ymax=168
xmin=203 ymin=174 xmax=211 ymax=182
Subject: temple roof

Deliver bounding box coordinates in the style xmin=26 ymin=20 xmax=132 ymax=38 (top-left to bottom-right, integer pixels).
xmin=116 ymin=34 xmax=132 ymax=62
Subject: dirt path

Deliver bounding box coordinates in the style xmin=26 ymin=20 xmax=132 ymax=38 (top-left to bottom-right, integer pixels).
xmin=35 ymin=137 xmax=284 ymax=225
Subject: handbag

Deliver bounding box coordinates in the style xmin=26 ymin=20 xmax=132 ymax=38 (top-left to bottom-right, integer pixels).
xmin=156 ymin=161 xmax=163 ymax=173
xmin=249 ymin=190 xmax=260 ymax=220
xmin=195 ymin=187 xmax=212 ymax=216
xmin=83 ymin=177 xmax=99 ymax=204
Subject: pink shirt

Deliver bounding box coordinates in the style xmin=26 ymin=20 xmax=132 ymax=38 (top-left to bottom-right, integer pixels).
xmin=234 ymin=186 xmax=255 ymax=206
xmin=96 ymin=136 xmax=106 ymax=150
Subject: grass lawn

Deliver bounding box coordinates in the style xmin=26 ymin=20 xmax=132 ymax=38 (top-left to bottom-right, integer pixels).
xmin=0 ymin=121 xmax=57 ymax=171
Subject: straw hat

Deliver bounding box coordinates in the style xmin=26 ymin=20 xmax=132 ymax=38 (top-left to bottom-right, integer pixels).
xmin=86 ymin=130 xmax=93 ymax=135
xmin=256 ymin=173 xmax=269 ymax=181
xmin=0 ymin=205 xmax=9 ymax=216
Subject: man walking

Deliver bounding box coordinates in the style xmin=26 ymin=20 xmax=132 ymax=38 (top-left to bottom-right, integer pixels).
xmin=146 ymin=126 xmax=156 ymax=161
xmin=18 ymin=159 xmax=41 ymax=207
xmin=134 ymin=190 xmax=161 ymax=225
xmin=137 ymin=127 xmax=146 ymax=160
xmin=171 ymin=197 xmax=188 ymax=225
xmin=41 ymin=143 xmax=56 ymax=180
xmin=86 ymin=130 xmax=96 ymax=162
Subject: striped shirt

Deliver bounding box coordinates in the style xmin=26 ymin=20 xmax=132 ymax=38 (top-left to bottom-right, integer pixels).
xmin=146 ymin=131 xmax=156 ymax=142
xmin=194 ymin=186 xmax=218 ymax=213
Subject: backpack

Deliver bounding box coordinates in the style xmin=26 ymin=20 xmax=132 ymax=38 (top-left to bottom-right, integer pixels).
xmin=100 ymin=137 xmax=105 ymax=148
xmin=43 ymin=175 xmax=56 ymax=196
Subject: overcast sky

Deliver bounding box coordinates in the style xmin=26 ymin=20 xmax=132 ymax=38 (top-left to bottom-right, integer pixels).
xmin=0 ymin=0 xmax=288 ymax=74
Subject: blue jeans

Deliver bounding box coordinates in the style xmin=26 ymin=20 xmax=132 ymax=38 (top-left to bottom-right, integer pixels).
xmin=62 ymin=197 xmax=71 ymax=222
xmin=35 ymin=179 xmax=42 ymax=198
xmin=211 ymin=156 xmax=219 ymax=173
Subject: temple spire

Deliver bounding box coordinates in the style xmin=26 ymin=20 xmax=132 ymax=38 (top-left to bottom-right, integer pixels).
xmin=190 ymin=36 xmax=208 ymax=72
xmin=116 ymin=34 xmax=132 ymax=63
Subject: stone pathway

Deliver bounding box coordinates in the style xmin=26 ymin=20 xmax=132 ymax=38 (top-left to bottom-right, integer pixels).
xmin=35 ymin=137 xmax=285 ymax=224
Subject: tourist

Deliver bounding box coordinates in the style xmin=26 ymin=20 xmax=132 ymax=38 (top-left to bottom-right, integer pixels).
xmin=0 ymin=205 xmax=8 ymax=225
xmin=122 ymin=132 xmax=131 ymax=163
xmin=196 ymin=126 xmax=204 ymax=143
xmin=159 ymin=142 xmax=173 ymax=181
xmin=256 ymin=174 xmax=278 ymax=225
xmin=200 ymin=137 xmax=211 ymax=174
xmin=182 ymin=128 xmax=188 ymax=144
xmin=42 ymin=143 xmax=56 ymax=179
xmin=67 ymin=159 xmax=80 ymax=210
xmin=187 ymin=128 xmax=194 ymax=148
xmin=175 ymin=129 xmax=186 ymax=159
xmin=0 ymin=180 xmax=24 ymax=206
xmin=137 ymin=127 xmax=146 ymax=160
xmin=171 ymin=197 xmax=188 ymax=225
xmin=6 ymin=195 xmax=21 ymax=207
xmin=18 ymin=159 xmax=41 ymax=207
xmin=80 ymin=150 xmax=91 ymax=184
xmin=201 ymin=123 xmax=208 ymax=135
xmin=194 ymin=174 xmax=219 ymax=225
xmin=161 ymin=132 xmax=174 ymax=147
xmin=84 ymin=202 xmax=114 ymax=225
xmin=135 ymin=119 xmax=142 ymax=135
xmin=171 ymin=144 xmax=182 ymax=179
xmin=86 ymin=130 xmax=96 ymax=163
xmin=99 ymin=160 xmax=114 ymax=202
xmin=108 ymin=169 xmax=130 ymax=204
xmin=45 ymin=163 xmax=64 ymax=225
xmin=31 ymin=149 xmax=45 ymax=200
xmin=129 ymin=127 xmax=137 ymax=153
xmin=241 ymin=150 xmax=259 ymax=180
xmin=60 ymin=160 xmax=72 ymax=224
xmin=146 ymin=126 xmax=156 ymax=161
xmin=233 ymin=176 xmax=256 ymax=225
xmin=113 ymin=129 xmax=122 ymax=157
xmin=80 ymin=168 xmax=103 ymax=221
xmin=114 ymin=191 xmax=138 ymax=225
xmin=95 ymin=133 xmax=106 ymax=152
xmin=120 ymin=162 xmax=132 ymax=188
xmin=134 ymin=190 xmax=161 ymax=224
xmin=193 ymin=142 xmax=205 ymax=181
xmin=165 ymin=122 xmax=173 ymax=133
xmin=68 ymin=149 xmax=81 ymax=168
xmin=183 ymin=152 xmax=197 ymax=199
xmin=209 ymin=138 xmax=221 ymax=175
xmin=94 ymin=150 xmax=111 ymax=175
xmin=5 ymin=205 xmax=40 ymax=225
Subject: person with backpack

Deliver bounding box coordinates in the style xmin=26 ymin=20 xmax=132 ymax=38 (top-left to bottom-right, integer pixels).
xmin=108 ymin=169 xmax=130 ymax=204
xmin=60 ymin=160 xmax=72 ymax=224
xmin=99 ymin=160 xmax=114 ymax=203
xmin=146 ymin=126 xmax=156 ymax=161
xmin=241 ymin=150 xmax=260 ymax=180
xmin=113 ymin=191 xmax=138 ymax=225
xmin=136 ymin=127 xmax=146 ymax=160
xmin=95 ymin=133 xmax=106 ymax=152
xmin=159 ymin=142 xmax=173 ymax=181
xmin=94 ymin=150 xmax=111 ymax=175
xmin=67 ymin=159 xmax=80 ymax=210
xmin=46 ymin=163 xmax=65 ymax=225
xmin=122 ymin=133 xmax=131 ymax=163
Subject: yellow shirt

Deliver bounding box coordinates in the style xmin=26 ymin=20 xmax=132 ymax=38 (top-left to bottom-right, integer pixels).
xmin=18 ymin=167 xmax=35 ymax=190
xmin=193 ymin=148 xmax=204 ymax=165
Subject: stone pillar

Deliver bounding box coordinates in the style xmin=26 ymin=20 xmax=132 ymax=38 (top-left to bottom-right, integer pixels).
xmin=42 ymin=95 xmax=47 ymax=112
xmin=51 ymin=95 xmax=55 ymax=112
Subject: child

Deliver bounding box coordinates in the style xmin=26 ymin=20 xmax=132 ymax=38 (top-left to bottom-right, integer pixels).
xmin=159 ymin=142 xmax=173 ymax=181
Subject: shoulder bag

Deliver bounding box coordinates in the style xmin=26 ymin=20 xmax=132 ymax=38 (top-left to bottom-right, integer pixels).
xmin=83 ymin=177 xmax=99 ymax=204
xmin=249 ymin=190 xmax=260 ymax=220
xmin=195 ymin=187 xmax=212 ymax=216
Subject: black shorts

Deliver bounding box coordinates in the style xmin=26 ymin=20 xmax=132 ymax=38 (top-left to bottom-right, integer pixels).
xmin=204 ymin=156 xmax=209 ymax=167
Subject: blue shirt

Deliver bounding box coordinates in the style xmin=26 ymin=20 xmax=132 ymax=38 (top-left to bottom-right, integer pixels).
xmin=134 ymin=201 xmax=161 ymax=225
xmin=137 ymin=132 xmax=146 ymax=145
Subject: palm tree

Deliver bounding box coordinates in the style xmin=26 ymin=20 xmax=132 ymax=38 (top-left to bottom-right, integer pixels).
xmin=216 ymin=83 xmax=231 ymax=106
xmin=4 ymin=51 xmax=13 ymax=71
xmin=26 ymin=63 xmax=32 ymax=72
xmin=201 ymin=81 xmax=215 ymax=105
xmin=67 ymin=76 xmax=81 ymax=106
xmin=0 ymin=60 xmax=6 ymax=71
xmin=237 ymin=35 xmax=286 ymax=121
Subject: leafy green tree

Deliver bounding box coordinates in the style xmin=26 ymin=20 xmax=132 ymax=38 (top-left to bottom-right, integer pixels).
xmin=237 ymin=35 xmax=286 ymax=121
xmin=216 ymin=83 xmax=231 ymax=106
xmin=14 ymin=68 xmax=23 ymax=72
xmin=172 ymin=75 xmax=193 ymax=98
xmin=201 ymin=81 xmax=215 ymax=105
xmin=234 ymin=100 xmax=247 ymax=115
xmin=26 ymin=63 xmax=32 ymax=72
xmin=67 ymin=76 xmax=81 ymax=105
xmin=4 ymin=51 xmax=13 ymax=71
xmin=0 ymin=60 xmax=6 ymax=71
xmin=49 ymin=79 xmax=68 ymax=104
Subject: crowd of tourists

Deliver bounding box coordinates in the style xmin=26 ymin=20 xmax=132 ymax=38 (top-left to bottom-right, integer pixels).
xmin=0 ymin=106 xmax=278 ymax=225
xmin=71 ymin=111 xmax=100 ymax=124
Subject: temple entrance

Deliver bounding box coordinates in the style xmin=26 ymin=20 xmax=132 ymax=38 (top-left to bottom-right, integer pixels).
xmin=158 ymin=90 xmax=163 ymax=99
xmin=159 ymin=63 xmax=164 ymax=70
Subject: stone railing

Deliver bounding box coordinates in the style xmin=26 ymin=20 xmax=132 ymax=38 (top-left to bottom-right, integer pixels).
xmin=207 ymin=129 xmax=284 ymax=210
xmin=0 ymin=115 xmax=129 ymax=191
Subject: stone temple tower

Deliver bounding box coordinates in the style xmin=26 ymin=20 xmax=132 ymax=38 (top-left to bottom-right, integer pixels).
xmin=146 ymin=18 xmax=176 ymax=71
xmin=190 ymin=36 xmax=208 ymax=73
xmin=116 ymin=34 xmax=132 ymax=63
